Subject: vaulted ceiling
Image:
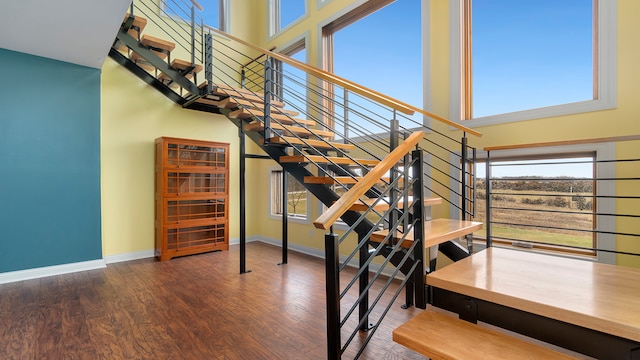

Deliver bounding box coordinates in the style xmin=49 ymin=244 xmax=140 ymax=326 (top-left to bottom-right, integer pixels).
xmin=0 ymin=0 xmax=132 ymax=69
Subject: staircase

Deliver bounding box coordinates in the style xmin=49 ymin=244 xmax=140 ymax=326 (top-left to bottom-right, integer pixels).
xmin=110 ymin=3 xmax=482 ymax=359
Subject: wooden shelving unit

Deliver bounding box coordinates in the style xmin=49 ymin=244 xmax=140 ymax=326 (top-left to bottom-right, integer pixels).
xmin=155 ymin=137 xmax=229 ymax=261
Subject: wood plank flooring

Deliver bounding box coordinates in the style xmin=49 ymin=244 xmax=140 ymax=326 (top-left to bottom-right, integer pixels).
xmin=0 ymin=242 xmax=425 ymax=359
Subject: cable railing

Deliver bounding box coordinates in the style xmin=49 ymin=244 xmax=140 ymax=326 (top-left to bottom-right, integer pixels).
xmin=482 ymin=137 xmax=640 ymax=264
xmin=115 ymin=2 xmax=483 ymax=358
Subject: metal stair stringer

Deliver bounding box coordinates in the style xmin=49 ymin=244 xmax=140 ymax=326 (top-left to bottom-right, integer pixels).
xmin=221 ymin=109 xmax=420 ymax=275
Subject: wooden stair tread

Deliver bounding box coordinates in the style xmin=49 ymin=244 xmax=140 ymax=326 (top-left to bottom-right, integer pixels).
xmin=157 ymin=60 xmax=203 ymax=83
xmin=370 ymin=218 xmax=482 ymax=248
xmin=129 ymin=52 xmax=155 ymax=71
xmin=244 ymin=122 xmax=334 ymax=139
xmin=169 ymin=59 xmax=203 ymax=73
xmin=280 ymin=155 xmax=379 ymax=167
xmin=225 ymin=96 xmax=300 ymax=117
xmin=194 ymin=97 xmax=224 ymax=107
xmin=349 ymin=196 xmax=442 ymax=211
xmin=123 ymin=13 xmax=147 ymax=39
xmin=140 ymin=34 xmax=176 ymax=52
xmin=393 ymin=309 xmax=576 ymax=360
xmin=199 ymin=82 xmax=287 ymax=108
xmin=263 ymin=136 xmax=355 ymax=151
xmin=231 ymin=109 xmax=318 ymax=127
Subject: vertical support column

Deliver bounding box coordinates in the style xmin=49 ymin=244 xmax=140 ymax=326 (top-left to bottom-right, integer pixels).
xmin=239 ymin=126 xmax=250 ymax=274
xmin=411 ymin=149 xmax=426 ymax=309
xmin=204 ymin=33 xmax=213 ymax=94
xmin=486 ymin=151 xmax=493 ymax=248
xmin=280 ymin=167 xmax=288 ymax=265
xmin=325 ymin=230 xmax=341 ymax=360
xmin=358 ymin=233 xmax=370 ymax=331
xmin=263 ymin=58 xmax=273 ymax=143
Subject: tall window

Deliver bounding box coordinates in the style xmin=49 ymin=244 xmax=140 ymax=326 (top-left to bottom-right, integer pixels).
xmin=275 ymin=39 xmax=307 ymax=114
xmin=451 ymin=0 xmax=616 ymax=125
xmin=270 ymin=170 xmax=309 ymax=220
xmin=269 ymin=0 xmax=307 ymax=36
xmin=472 ymin=154 xmax=596 ymax=255
xmin=322 ymin=0 xmax=422 ymax=132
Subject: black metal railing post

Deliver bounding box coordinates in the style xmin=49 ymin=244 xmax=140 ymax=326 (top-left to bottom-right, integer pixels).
xmin=241 ymin=68 xmax=246 ymax=89
xmin=461 ymin=134 xmax=468 ymax=221
xmin=190 ymin=6 xmax=196 ymax=65
xmin=343 ymin=89 xmax=350 ymax=144
xmin=325 ymin=229 xmax=341 ymax=360
xmin=281 ymin=167 xmax=288 ymax=265
xmin=485 ymin=151 xmax=492 ymax=248
xmin=411 ymin=149 xmax=426 ymax=308
xmin=263 ymin=57 xmax=273 ymax=143
xmin=389 ymin=112 xmax=399 ymax=238
xmin=204 ymin=33 xmax=213 ymax=93
xmin=358 ymin=233 xmax=370 ymax=332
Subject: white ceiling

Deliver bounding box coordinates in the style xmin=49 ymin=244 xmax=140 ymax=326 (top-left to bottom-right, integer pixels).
xmin=0 ymin=0 xmax=132 ymax=69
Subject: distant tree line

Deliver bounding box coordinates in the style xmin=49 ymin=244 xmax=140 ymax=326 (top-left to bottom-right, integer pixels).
xmin=475 ymin=177 xmax=593 ymax=193
xmin=475 ymin=177 xmax=594 ymax=210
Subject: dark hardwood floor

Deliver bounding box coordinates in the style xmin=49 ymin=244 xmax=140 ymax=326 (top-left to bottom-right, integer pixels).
xmin=0 ymin=242 xmax=426 ymax=359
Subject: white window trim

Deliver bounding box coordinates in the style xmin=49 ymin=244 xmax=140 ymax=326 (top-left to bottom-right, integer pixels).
xmin=448 ymin=0 xmax=617 ymax=128
xmin=268 ymin=167 xmax=310 ymax=224
xmin=449 ymin=142 xmax=616 ymax=265
xmin=267 ymin=0 xmax=309 ymax=40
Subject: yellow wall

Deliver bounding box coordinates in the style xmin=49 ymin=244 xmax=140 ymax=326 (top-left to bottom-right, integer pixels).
xmin=101 ymin=58 xmax=242 ymax=256
xmin=102 ymin=0 xmax=639 ymax=266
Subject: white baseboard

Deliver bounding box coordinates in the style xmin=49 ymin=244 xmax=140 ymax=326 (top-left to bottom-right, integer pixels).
xmin=251 ymin=236 xmax=403 ymax=279
xmin=0 ymin=259 xmax=106 ymax=285
xmin=104 ymin=250 xmax=156 ymax=264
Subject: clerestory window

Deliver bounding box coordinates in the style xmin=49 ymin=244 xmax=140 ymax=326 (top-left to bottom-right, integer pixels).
xmin=451 ymin=0 xmax=616 ymax=126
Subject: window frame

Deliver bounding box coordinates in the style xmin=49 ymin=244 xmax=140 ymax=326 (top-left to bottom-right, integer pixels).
xmin=269 ymin=167 xmax=310 ymax=224
xmin=268 ymin=0 xmax=309 ymax=39
xmin=449 ymin=0 xmax=617 ymax=127
xmin=450 ymin=142 xmax=616 ymax=264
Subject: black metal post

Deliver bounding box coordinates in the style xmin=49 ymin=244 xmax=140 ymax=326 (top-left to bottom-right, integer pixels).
xmin=411 ymin=149 xmax=426 ymax=309
xmin=486 ymin=151 xmax=492 ymax=248
xmin=389 ymin=113 xmax=399 ymax=238
xmin=241 ymin=68 xmax=246 ymax=89
xmin=190 ymin=6 xmax=196 ymax=65
xmin=263 ymin=58 xmax=273 ymax=143
xmin=280 ymin=167 xmax=288 ymax=265
xmin=325 ymin=230 xmax=341 ymax=360
xmin=129 ymin=2 xmax=134 ymax=17
xmin=358 ymin=233 xmax=370 ymax=331
xmin=204 ymin=33 xmax=213 ymax=94
xmin=343 ymin=90 xmax=349 ymax=144
xmin=239 ymin=125 xmax=250 ymax=274
xmin=461 ymin=134 xmax=468 ymax=221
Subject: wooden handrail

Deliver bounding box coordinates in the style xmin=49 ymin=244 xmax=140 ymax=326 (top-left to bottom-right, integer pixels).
xmin=190 ymin=0 xmax=203 ymax=11
xmin=313 ymin=131 xmax=424 ymax=230
xmin=484 ymin=135 xmax=640 ymax=152
xmin=208 ymin=28 xmax=482 ymax=137
xmin=207 ymin=27 xmax=415 ymax=115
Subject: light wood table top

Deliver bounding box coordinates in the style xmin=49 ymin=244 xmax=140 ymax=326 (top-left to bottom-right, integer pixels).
xmin=427 ymin=247 xmax=640 ymax=343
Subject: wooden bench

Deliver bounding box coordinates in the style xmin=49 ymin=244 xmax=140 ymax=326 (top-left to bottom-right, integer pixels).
xmin=393 ymin=309 xmax=578 ymax=359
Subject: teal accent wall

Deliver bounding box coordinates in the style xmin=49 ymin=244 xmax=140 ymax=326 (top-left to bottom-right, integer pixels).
xmin=0 ymin=48 xmax=102 ymax=273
